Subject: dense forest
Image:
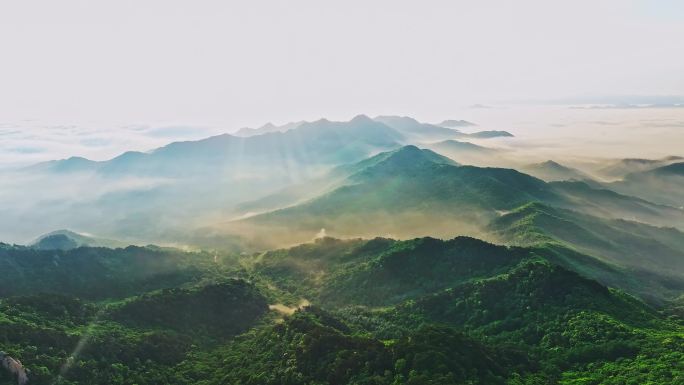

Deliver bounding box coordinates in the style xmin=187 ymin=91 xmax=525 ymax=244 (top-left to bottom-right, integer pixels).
xmin=1 ymin=234 xmax=683 ymax=385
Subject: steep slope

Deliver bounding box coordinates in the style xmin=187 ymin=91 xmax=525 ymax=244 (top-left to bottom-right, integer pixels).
xmin=229 ymin=146 xmax=459 ymax=220
xmin=233 ymin=145 xmax=683 ymax=249
xmin=224 ymin=146 xmax=684 ymax=255
xmin=233 ymin=146 xmax=558 ymax=247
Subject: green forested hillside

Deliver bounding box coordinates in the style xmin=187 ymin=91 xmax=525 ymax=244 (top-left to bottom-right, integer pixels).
xmin=184 ymin=308 xmax=525 ymax=385
xmin=490 ymin=202 xmax=684 ymax=301
xmin=1 ymin=234 xmax=683 ymax=385
xmin=235 ymin=146 xmax=560 ymax=246
xmin=232 ymin=146 xmax=683 ymax=250
xmin=3 ymin=148 xmax=684 ymax=385
xmin=108 ymin=280 xmax=269 ymax=342
xmin=0 ymin=244 xmax=228 ymax=299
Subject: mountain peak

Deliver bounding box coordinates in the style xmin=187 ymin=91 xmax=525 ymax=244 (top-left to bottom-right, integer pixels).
xmin=437 ymin=119 xmax=476 ymax=128
xmin=350 ymin=114 xmax=374 ymax=124
xmin=26 ymin=156 xmax=98 ymax=173
xmin=467 ymin=130 xmax=514 ymax=138
xmin=31 ymin=229 xmax=126 ymax=250
xmin=539 ymin=160 xmax=567 ymax=169
xmin=259 ymin=122 xmax=277 ymax=130
xmin=352 ymin=145 xmax=457 ymax=178
xmin=392 ymin=144 xmax=421 ymax=153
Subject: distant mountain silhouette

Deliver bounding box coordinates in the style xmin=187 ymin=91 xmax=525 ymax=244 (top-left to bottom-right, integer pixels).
xmin=522 ymin=160 xmax=592 ymax=182
xmin=234 ymin=121 xmax=305 ymax=137
xmin=437 ymin=119 xmax=477 ymax=127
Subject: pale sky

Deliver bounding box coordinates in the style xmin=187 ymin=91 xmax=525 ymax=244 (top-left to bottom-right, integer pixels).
xmin=2 ymin=1 xmax=683 ymax=124
xmin=1 ymin=1 xmax=683 ymax=166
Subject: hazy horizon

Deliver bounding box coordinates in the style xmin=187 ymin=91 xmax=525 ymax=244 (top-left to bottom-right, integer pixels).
xmin=2 ymin=1 xmax=684 ymax=168
xmin=2 ymin=105 xmax=683 ymax=169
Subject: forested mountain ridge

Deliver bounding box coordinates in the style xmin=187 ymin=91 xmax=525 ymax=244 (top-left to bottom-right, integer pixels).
xmin=231 ymin=146 xmax=561 ymax=247
xmin=3 ymin=129 xmax=684 ymax=385
xmin=227 ymin=145 xmax=684 ymax=250
xmin=2 ymin=228 xmax=684 ymax=384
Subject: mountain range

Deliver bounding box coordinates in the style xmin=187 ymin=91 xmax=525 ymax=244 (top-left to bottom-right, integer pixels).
xmin=4 ymin=115 xmax=514 ymax=246
xmin=2 ymin=114 xmax=684 ymax=384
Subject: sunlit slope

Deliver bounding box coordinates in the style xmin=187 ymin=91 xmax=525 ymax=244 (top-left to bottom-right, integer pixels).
xmin=231 ymin=145 xmax=682 ymax=248
xmin=8 ymin=116 xmax=409 ymax=245
xmin=234 ymin=145 xmax=558 ymax=246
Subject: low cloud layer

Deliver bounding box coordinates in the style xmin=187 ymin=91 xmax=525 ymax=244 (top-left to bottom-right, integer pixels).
xmin=0 ymin=120 xmax=226 ymax=169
